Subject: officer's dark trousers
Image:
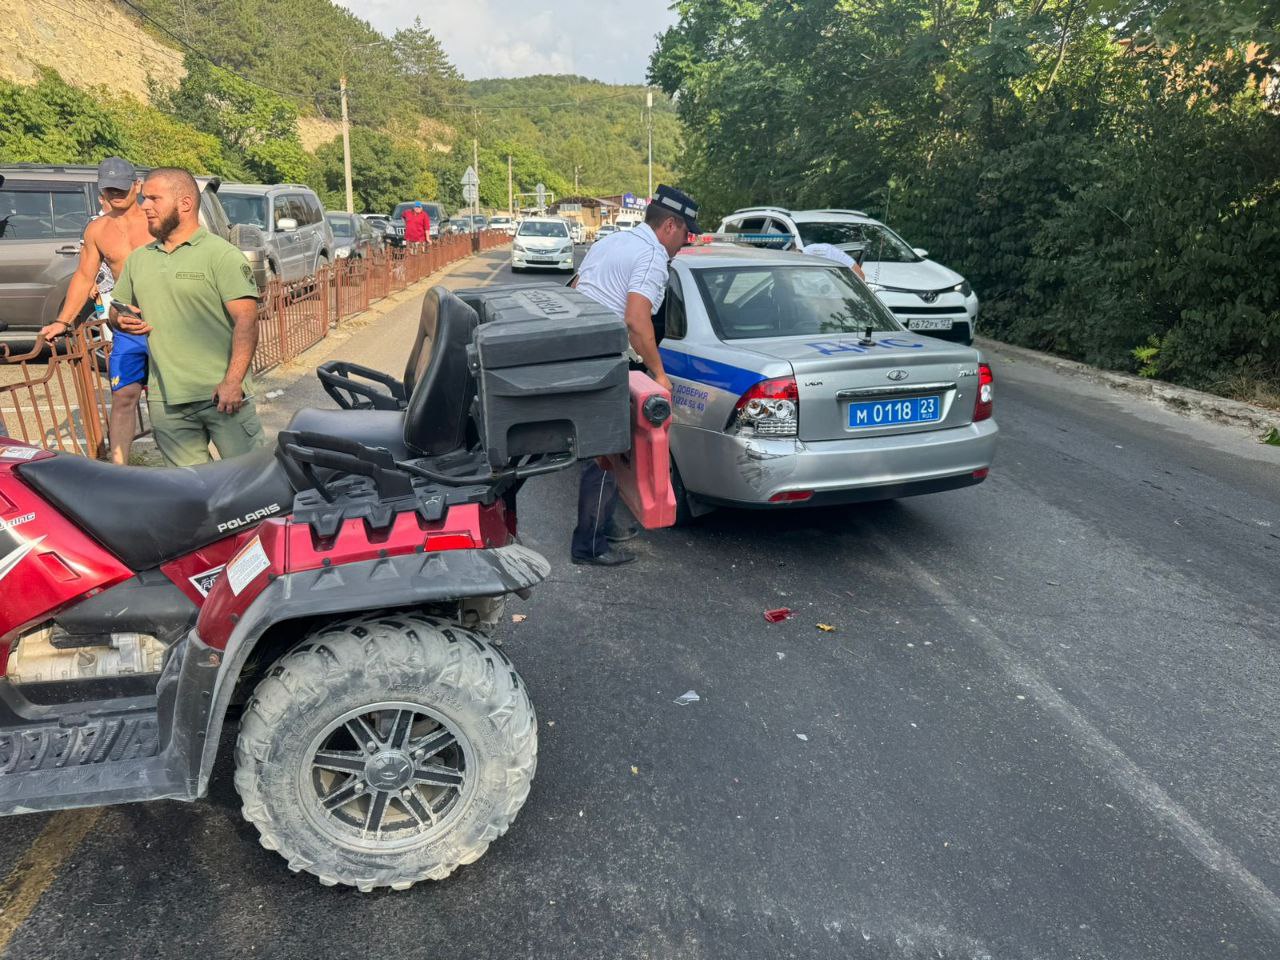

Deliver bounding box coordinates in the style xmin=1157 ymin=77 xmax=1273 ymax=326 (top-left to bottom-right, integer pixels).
xmin=572 ymin=459 xmax=618 ymax=560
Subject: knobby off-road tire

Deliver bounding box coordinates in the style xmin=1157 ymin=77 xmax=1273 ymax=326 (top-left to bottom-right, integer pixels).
xmin=233 ymin=612 xmax=537 ymax=892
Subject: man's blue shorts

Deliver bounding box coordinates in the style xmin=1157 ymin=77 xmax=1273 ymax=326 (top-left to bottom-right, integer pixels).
xmin=108 ymin=331 xmax=149 ymax=393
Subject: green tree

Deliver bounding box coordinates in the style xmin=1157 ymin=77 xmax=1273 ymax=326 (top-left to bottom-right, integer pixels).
xmin=312 ymin=131 xmax=438 ymax=213
xmin=0 ymin=70 xmax=129 ymax=163
xmin=393 ymin=18 xmax=464 ymax=114
xmin=651 ymin=0 xmax=1280 ymax=394
xmin=158 ymin=56 xmax=310 ymax=183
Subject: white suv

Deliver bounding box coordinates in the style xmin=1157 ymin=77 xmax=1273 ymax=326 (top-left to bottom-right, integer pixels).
xmin=716 ymin=207 xmax=979 ymax=344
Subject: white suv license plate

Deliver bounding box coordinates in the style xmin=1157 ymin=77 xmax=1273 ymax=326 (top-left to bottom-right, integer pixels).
xmin=848 ymin=396 xmax=942 ymax=428
xmin=906 ymin=317 xmax=954 ymax=331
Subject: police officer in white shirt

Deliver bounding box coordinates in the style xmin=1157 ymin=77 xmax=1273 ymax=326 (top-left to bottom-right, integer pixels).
xmin=570 ymin=184 xmax=701 ymax=566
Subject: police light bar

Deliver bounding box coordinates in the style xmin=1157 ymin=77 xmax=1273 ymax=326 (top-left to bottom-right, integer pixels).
xmin=728 ymin=233 xmax=794 ymax=249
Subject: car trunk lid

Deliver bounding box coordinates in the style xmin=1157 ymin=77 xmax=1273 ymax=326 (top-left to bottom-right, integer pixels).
xmin=740 ymin=335 xmax=980 ymax=441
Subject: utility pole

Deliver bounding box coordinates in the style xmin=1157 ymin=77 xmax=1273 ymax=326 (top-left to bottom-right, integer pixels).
xmin=340 ymin=75 xmax=353 ymax=214
xmin=574 ymin=164 xmax=581 ymax=193
xmin=507 ymin=155 xmax=513 ymax=216
xmin=646 ymin=89 xmax=654 ymax=200
xmin=472 ymin=138 xmax=480 ymax=228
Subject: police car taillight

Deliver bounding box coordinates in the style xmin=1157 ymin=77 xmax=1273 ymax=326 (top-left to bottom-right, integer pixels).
xmin=973 ymin=363 xmax=994 ymax=422
xmin=730 ymin=377 xmax=799 ymax=437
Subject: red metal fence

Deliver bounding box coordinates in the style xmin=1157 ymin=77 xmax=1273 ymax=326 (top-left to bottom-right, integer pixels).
xmin=0 ymin=231 xmax=509 ymax=459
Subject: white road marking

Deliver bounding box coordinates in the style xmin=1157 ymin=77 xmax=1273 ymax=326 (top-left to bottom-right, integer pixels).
xmin=870 ymin=531 xmax=1280 ymax=935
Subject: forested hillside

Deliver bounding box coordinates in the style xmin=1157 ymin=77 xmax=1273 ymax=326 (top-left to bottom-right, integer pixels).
xmin=652 ymin=0 xmax=1280 ymax=400
xmin=1 ymin=0 xmax=671 ymax=216
xmin=467 ymin=76 xmax=680 ymax=195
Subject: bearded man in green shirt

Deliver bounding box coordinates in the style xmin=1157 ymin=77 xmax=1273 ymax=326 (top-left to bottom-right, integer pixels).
xmin=111 ymin=168 xmax=266 ymax=467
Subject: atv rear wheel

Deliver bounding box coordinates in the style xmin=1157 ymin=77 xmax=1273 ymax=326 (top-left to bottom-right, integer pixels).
xmin=233 ymin=612 xmax=536 ymax=891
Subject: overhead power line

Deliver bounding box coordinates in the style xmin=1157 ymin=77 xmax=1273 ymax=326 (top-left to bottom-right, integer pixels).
xmin=31 ymin=0 xmax=187 ymax=66
xmin=112 ymin=0 xmax=324 ymax=106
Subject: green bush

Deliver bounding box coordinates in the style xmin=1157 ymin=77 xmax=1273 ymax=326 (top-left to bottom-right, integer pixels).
xmin=652 ymin=0 xmax=1280 ymax=398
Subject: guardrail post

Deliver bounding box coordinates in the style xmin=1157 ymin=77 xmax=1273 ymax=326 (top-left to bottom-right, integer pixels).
xmin=70 ymin=327 xmax=106 ymax=459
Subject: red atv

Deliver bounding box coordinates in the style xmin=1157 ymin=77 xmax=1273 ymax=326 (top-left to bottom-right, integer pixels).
xmin=0 ymin=284 xmax=673 ymax=891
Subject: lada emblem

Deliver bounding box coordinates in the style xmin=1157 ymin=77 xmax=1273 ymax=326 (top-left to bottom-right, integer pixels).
xmin=886 ymin=369 xmax=909 ymax=382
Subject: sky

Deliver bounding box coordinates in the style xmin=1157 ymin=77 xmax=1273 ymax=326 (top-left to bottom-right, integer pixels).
xmin=337 ymin=1 xmax=679 ymax=84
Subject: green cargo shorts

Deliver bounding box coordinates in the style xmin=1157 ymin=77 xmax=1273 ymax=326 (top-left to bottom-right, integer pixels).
xmin=149 ymin=396 xmax=268 ymax=467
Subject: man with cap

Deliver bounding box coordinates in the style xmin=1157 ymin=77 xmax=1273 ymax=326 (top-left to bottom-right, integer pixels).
xmin=403 ymin=201 xmax=429 ymax=248
xmin=568 ymin=183 xmax=700 ymax=566
xmin=39 ymin=157 xmax=152 ymax=464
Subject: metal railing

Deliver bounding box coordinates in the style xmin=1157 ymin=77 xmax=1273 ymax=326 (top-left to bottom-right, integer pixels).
xmin=0 ymin=231 xmax=510 ymax=458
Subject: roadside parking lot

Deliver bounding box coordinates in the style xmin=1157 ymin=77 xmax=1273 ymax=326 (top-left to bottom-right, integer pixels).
xmin=0 ymin=249 xmax=1276 ymax=960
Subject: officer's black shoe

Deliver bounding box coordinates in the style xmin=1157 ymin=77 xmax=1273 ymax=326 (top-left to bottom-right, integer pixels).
xmin=571 ymin=548 xmax=636 ymax=567
xmin=605 ymin=521 xmax=640 ymax=543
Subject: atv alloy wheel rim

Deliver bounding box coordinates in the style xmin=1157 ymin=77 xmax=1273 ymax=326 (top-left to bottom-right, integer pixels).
xmin=301 ymin=701 xmax=474 ymax=850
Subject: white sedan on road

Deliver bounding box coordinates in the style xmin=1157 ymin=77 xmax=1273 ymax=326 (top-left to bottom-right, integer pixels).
xmin=511 ymin=217 xmax=575 ymax=273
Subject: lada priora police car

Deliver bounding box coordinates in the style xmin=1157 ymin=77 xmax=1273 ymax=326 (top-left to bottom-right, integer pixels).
xmin=658 ymin=244 xmax=998 ymax=520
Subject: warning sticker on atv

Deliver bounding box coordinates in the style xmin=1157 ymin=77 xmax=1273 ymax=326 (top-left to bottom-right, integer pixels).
xmin=0 ymin=446 xmax=41 ymax=460
xmin=226 ymin=537 xmax=271 ymax=596
xmin=188 ymin=566 xmax=225 ymax=598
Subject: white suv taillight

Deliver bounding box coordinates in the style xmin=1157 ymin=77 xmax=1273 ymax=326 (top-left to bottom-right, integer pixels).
xmin=973 ymin=362 xmax=994 ymax=421
xmin=730 ymin=377 xmax=799 ymax=437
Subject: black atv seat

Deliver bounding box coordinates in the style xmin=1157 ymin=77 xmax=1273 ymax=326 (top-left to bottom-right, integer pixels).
xmin=18 ymin=445 xmax=294 ymax=571
xmin=286 ymin=408 xmax=410 ymax=460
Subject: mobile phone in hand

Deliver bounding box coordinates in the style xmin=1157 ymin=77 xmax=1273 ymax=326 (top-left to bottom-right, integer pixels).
xmin=111 ymin=300 xmax=140 ymax=317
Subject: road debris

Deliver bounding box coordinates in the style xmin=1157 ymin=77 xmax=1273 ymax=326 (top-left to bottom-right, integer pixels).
xmin=764 ymin=607 xmax=792 ymax=623
xmin=264 ymin=389 xmax=285 ymax=400
xmin=673 ymin=690 xmax=701 ymax=706
xmin=776 ymin=652 xmax=785 ymax=660
xmin=511 ymin=614 xmax=528 ymax=623
xmin=816 ymin=623 xmax=836 ymax=632
xmin=631 ymin=765 xmax=639 ymax=775
xmin=796 ymin=733 xmax=809 ymax=741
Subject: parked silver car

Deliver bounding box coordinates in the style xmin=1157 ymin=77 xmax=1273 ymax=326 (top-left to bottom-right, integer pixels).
xmin=658 ymin=243 xmax=997 ymax=521
xmin=219 ymin=183 xmax=335 ymax=283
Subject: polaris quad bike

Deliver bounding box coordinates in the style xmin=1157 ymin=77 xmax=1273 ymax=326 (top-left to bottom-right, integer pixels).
xmin=0 ymin=283 xmax=674 ymax=891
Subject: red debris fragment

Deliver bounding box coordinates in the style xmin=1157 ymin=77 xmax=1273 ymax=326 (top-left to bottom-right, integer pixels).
xmin=763 ymin=607 xmax=792 ymax=623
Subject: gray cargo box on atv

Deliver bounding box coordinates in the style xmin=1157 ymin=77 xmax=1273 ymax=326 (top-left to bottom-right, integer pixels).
xmin=467 ymin=286 xmax=630 ymax=468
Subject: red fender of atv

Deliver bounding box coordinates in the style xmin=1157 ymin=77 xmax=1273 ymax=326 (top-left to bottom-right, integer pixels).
xmin=0 ymin=446 xmax=134 ymax=674
xmin=195 ymin=500 xmax=511 ymax=650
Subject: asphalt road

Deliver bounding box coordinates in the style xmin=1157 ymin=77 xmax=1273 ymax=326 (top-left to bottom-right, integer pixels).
xmin=2 ymin=248 xmax=1278 ymax=960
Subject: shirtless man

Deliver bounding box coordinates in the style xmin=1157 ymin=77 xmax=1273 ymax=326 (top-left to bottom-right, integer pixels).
xmin=40 ymin=157 xmax=153 ymax=464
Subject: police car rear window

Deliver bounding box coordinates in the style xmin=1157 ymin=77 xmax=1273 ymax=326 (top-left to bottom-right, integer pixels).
xmin=693 ymin=265 xmax=901 ymax=341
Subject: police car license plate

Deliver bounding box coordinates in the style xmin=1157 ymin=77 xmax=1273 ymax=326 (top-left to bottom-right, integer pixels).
xmin=906 ymin=318 xmax=954 ymax=331
xmin=848 ymin=396 xmax=942 ymax=428
xmin=532 ymin=256 xmax=557 ymax=263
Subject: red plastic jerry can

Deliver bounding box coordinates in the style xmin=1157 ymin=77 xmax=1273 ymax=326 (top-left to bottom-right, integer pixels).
xmin=600 ymin=371 xmax=677 ymax=530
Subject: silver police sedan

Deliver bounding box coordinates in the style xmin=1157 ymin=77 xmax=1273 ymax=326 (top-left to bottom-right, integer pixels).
xmin=658 ymin=244 xmax=998 ymax=521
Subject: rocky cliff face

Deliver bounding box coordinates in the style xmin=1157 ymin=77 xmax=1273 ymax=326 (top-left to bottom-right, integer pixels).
xmin=0 ymin=0 xmax=184 ymax=97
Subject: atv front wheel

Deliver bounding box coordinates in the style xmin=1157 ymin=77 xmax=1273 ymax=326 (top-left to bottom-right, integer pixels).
xmin=234 ymin=612 xmax=536 ymax=891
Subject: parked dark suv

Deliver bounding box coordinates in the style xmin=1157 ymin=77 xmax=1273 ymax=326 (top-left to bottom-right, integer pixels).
xmin=384 ymin=201 xmax=445 ymax=247
xmin=0 ymin=165 xmax=270 ymax=355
